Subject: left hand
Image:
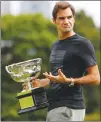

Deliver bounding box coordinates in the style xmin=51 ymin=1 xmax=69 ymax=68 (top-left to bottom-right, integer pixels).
xmin=43 ymin=69 xmax=70 ymax=83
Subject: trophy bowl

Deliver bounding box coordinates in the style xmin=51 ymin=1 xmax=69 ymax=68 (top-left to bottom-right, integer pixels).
xmin=5 ymin=58 xmax=49 ymax=114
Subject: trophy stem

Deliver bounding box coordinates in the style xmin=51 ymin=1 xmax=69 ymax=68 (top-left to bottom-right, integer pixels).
xmin=27 ymin=81 xmax=32 ymax=90
xmin=22 ymin=80 xmax=32 ymax=91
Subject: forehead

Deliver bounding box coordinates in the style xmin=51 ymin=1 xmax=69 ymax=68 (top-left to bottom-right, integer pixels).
xmin=57 ymin=8 xmax=73 ymax=17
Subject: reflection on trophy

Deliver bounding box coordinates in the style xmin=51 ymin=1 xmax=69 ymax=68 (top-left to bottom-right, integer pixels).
xmin=5 ymin=58 xmax=49 ymax=114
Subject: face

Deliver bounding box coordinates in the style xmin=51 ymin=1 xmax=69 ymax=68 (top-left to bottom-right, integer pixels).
xmin=53 ymin=7 xmax=75 ymax=33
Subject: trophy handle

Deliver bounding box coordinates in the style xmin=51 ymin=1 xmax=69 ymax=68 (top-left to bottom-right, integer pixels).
xmin=5 ymin=65 xmax=14 ymax=75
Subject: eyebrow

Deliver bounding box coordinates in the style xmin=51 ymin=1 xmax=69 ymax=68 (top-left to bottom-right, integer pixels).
xmin=58 ymin=15 xmax=73 ymax=19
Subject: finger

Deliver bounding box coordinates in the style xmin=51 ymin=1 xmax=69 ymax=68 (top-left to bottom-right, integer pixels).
xmin=43 ymin=72 xmax=57 ymax=81
xmin=49 ymin=72 xmax=52 ymax=75
xmin=58 ymin=69 xmax=67 ymax=81
xmin=45 ymin=75 xmax=52 ymax=80
xmin=43 ymin=73 xmax=51 ymax=78
xmin=44 ymin=72 xmax=48 ymax=74
xmin=43 ymin=72 xmax=49 ymax=76
xmin=58 ymin=69 xmax=64 ymax=77
xmin=45 ymin=74 xmax=57 ymax=80
xmin=49 ymin=75 xmax=58 ymax=81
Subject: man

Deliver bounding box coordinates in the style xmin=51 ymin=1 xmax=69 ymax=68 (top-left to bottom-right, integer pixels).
xmin=32 ymin=1 xmax=100 ymax=121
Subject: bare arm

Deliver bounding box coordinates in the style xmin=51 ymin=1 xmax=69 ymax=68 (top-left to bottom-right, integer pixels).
xmin=43 ymin=65 xmax=100 ymax=86
xmin=73 ymin=65 xmax=100 ymax=85
xmin=32 ymin=78 xmax=50 ymax=88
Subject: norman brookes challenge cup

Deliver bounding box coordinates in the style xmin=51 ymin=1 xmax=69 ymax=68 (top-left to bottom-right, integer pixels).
xmin=5 ymin=58 xmax=49 ymax=114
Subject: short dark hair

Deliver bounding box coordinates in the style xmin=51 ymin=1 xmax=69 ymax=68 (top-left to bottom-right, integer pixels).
xmin=52 ymin=1 xmax=75 ymax=20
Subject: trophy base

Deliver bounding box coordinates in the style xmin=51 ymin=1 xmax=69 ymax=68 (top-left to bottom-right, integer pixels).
xmin=16 ymin=87 xmax=49 ymax=114
xmin=18 ymin=102 xmax=49 ymax=114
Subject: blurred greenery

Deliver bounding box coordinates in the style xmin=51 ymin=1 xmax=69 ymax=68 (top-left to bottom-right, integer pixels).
xmin=85 ymin=112 xmax=100 ymax=121
xmin=1 ymin=10 xmax=100 ymax=121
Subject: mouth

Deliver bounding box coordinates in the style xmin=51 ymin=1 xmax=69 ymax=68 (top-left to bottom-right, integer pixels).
xmin=61 ymin=26 xmax=72 ymax=32
xmin=63 ymin=26 xmax=70 ymax=28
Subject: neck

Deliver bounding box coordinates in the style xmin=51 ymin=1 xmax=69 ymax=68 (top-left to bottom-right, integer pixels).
xmin=58 ymin=31 xmax=76 ymax=40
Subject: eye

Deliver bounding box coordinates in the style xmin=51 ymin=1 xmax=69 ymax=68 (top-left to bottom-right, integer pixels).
xmin=58 ymin=17 xmax=65 ymax=20
xmin=67 ymin=16 xmax=72 ymax=19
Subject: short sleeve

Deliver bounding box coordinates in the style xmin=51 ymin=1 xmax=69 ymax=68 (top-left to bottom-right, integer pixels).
xmin=78 ymin=39 xmax=97 ymax=69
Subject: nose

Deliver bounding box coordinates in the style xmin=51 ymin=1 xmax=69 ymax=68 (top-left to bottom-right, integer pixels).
xmin=64 ymin=17 xmax=69 ymax=24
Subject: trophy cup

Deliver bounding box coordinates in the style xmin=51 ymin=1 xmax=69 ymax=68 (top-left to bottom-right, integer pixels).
xmin=5 ymin=58 xmax=49 ymax=114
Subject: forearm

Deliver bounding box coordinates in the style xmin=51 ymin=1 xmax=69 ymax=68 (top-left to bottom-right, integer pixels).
xmin=43 ymin=66 xmax=100 ymax=86
xmin=39 ymin=78 xmax=50 ymax=87
xmin=68 ymin=74 xmax=100 ymax=85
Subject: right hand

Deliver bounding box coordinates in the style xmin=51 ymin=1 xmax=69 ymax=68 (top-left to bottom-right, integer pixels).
xmin=31 ymin=77 xmax=50 ymax=88
xmin=32 ymin=79 xmax=41 ymax=88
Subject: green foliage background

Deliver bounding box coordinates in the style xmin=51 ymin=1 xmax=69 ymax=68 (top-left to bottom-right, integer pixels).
xmin=1 ymin=10 xmax=100 ymax=121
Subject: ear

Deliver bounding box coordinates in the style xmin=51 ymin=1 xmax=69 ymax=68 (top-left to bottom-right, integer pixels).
xmin=52 ymin=18 xmax=56 ymax=24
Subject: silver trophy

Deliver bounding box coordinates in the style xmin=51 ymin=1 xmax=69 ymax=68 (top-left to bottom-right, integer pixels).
xmin=5 ymin=58 xmax=48 ymax=114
